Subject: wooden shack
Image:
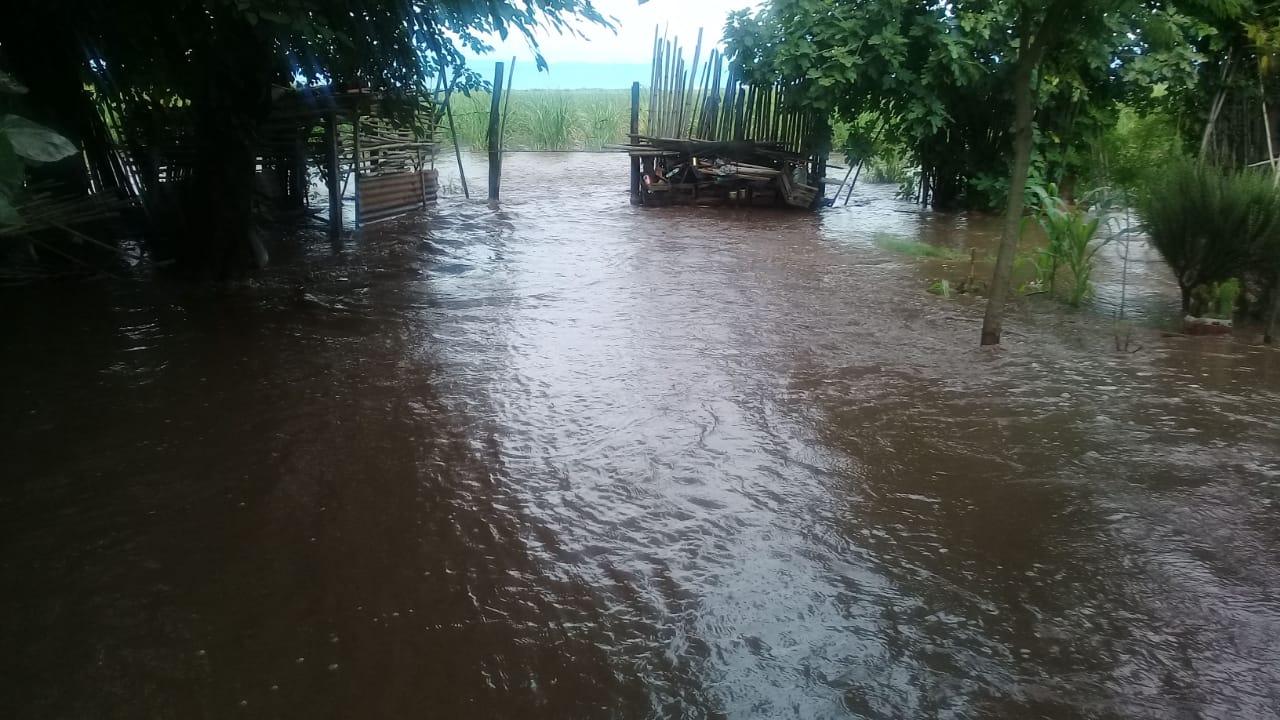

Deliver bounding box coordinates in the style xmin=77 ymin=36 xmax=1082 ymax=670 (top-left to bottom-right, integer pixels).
xmin=613 ymin=29 xmax=830 ymax=210
xmin=96 ymin=85 xmax=440 ymax=234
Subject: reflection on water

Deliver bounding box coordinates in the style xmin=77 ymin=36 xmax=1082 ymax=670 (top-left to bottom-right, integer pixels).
xmin=2 ymin=153 xmax=1278 ymax=719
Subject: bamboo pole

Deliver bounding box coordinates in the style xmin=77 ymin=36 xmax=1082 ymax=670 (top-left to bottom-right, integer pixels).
xmin=1262 ymin=76 xmax=1280 ymax=186
xmin=1201 ymin=48 xmax=1235 ymax=160
xmin=441 ymin=68 xmax=470 ymax=199
xmin=648 ymin=26 xmax=660 ymax=136
xmin=670 ymin=37 xmax=680 ymax=134
xmin=680 ymin=28 xmax=703 ymax=138
xmin=691 ymin=50 xmax=714 ymax=137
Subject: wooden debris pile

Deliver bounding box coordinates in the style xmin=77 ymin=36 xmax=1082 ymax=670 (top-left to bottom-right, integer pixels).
xmin=612 ymin=135 xmax=820 ymax=208
xmin=617 ymin=26 xmax=828 ymax=209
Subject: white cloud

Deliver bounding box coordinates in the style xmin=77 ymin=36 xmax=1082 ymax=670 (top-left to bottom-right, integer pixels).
xmin=467 ymin=0 xmax=760 ymax=64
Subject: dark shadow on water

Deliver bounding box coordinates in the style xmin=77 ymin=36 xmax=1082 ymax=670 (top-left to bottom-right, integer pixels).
xmin=0 ymin=274 xmax=651 ymax=719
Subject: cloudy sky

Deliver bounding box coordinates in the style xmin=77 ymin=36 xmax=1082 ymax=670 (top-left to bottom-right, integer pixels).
xmin=467 ymin=0 xmax=760 ymax=82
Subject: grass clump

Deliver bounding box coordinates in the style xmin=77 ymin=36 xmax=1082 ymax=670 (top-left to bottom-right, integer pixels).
xmin=1024 ymin=184 xmax=1108 ymax=307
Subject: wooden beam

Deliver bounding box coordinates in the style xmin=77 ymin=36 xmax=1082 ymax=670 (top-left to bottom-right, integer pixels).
xmin=353 ymin=113 xmax=362 ymax=225
xmin=326 ymin=110 xmax=342 ymax=234
xmin=488 ymin=62 xmax=505 ymax=202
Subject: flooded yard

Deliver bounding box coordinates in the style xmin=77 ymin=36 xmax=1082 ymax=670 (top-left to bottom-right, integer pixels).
xmin=2 ymin=153 xmax=1278 ymax=718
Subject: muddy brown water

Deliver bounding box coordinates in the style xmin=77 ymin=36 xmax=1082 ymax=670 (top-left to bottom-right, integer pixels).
xmin=2 ymin=153 xmax=1279 ymax=719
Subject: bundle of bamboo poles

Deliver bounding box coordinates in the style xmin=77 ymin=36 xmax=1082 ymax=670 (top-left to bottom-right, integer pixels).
xmin=347 ymin=115 xmax=437 ymax=177
xmin=644 ymin=26 xmax=822 ymax=155
xmin=0 ymin=189 xmax=135 ymax=240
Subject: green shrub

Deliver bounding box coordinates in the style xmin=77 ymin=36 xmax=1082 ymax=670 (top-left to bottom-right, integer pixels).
xmin=1214 ymin=278 xmax=1241 ymax=319
xmin=1139 ymin=161 xmax=1280 ymax=315
xmin=1024 ymin=184 xmax=1107 ymax=306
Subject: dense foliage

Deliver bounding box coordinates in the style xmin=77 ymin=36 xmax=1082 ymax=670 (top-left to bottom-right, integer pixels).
xmin=726 ymin=0 xmax=1159 ymax=210
xmin=1089 ymin=106 xmax=1191 ymax=190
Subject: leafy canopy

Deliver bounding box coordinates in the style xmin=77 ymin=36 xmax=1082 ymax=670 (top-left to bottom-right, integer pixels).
xmin=723 ymin=0 xmax=1214 ymax=208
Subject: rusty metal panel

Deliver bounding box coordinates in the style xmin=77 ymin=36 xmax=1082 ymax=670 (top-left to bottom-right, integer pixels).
xmin=356 ymin=169 xmax=438 ymax=224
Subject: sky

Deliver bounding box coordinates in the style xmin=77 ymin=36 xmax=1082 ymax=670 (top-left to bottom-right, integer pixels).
xmin=464 ymin=0 xmax=760 ymax=89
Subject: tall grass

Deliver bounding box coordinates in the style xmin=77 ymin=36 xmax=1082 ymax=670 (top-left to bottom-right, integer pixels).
xmin=443 ymin=89 xmax=635 ymax=152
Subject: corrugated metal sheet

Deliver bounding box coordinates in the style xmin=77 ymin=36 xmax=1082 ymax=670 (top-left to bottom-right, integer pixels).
xmin=356 ymin=169 xmax=438 ymax=224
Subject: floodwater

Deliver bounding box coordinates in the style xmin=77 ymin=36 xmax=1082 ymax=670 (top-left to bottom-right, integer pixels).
xmin=2 ymin=153 xmax=1279 ymax=719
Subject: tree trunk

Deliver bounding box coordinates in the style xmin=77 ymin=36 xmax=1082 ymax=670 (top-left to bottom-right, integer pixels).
xmin=178 ymin=22 xmax=273 ymax=278
xmin=1266 ymin=279 xmax=1280 ymax=345
xmin=184 ymin=113 xmax=258 ymax=278
xmin=980 ymin=50 xmax=1039 ymax=346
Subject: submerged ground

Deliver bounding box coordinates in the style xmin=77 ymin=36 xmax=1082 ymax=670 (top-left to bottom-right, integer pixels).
xmin=2 ymin=153 xmax=1278 ymax=718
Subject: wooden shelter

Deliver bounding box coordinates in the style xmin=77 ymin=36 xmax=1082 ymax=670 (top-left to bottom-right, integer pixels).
xmin=95 ymin=85 xmax=440 ymax=234
xmin=613 ymin=28 xmax=830 ymax=209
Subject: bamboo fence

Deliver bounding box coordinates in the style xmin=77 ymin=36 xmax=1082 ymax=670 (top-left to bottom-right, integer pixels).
xmin=641 ymin=27 xmax=823 ymax=156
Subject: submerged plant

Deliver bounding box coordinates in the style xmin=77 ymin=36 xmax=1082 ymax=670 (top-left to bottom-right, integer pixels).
xmin=873 ymin=233 xmax=961 ymax=259
xmin=1025 ymin=184 xmax=1106 ymax=306
xmin=1191 ymin=278 xmax=1242 ymax=319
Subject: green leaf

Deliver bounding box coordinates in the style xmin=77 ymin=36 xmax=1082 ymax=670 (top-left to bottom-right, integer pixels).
xmin=0 ymin=193 xmax=21 ymax=226
xmin=0 ymin=71 xmax=27 ymax=95
xmin=0 ymin=115 xmax=78 ymax=163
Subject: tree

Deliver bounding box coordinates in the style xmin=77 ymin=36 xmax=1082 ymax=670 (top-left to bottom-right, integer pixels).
xmin=725 ymin=1 xmax=1136 ymax=213
xmin=0 ymin=0 xmax=609 ymax=275
xmin=725 ymin=0 xmax=1215 ymax=345
xmin=979 ymin=0 xmax=1075 ymax=346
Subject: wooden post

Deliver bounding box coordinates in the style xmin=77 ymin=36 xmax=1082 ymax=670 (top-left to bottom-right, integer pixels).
xmin=630 ymin=81 xmax=641 ymax=205
xmin=352 ymin=113 xmax=362 ymax=225
xmin=488 ymin=62 xmax=505 ymax=203
xmin=326 ymin=110 xmax=342 ymax=234
xmin=291 ymin=134 xmax=307 ymax=207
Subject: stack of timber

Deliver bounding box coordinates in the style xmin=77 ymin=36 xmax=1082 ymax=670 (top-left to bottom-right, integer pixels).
xmin=612 ymin=27 xmax=828 ymax=209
